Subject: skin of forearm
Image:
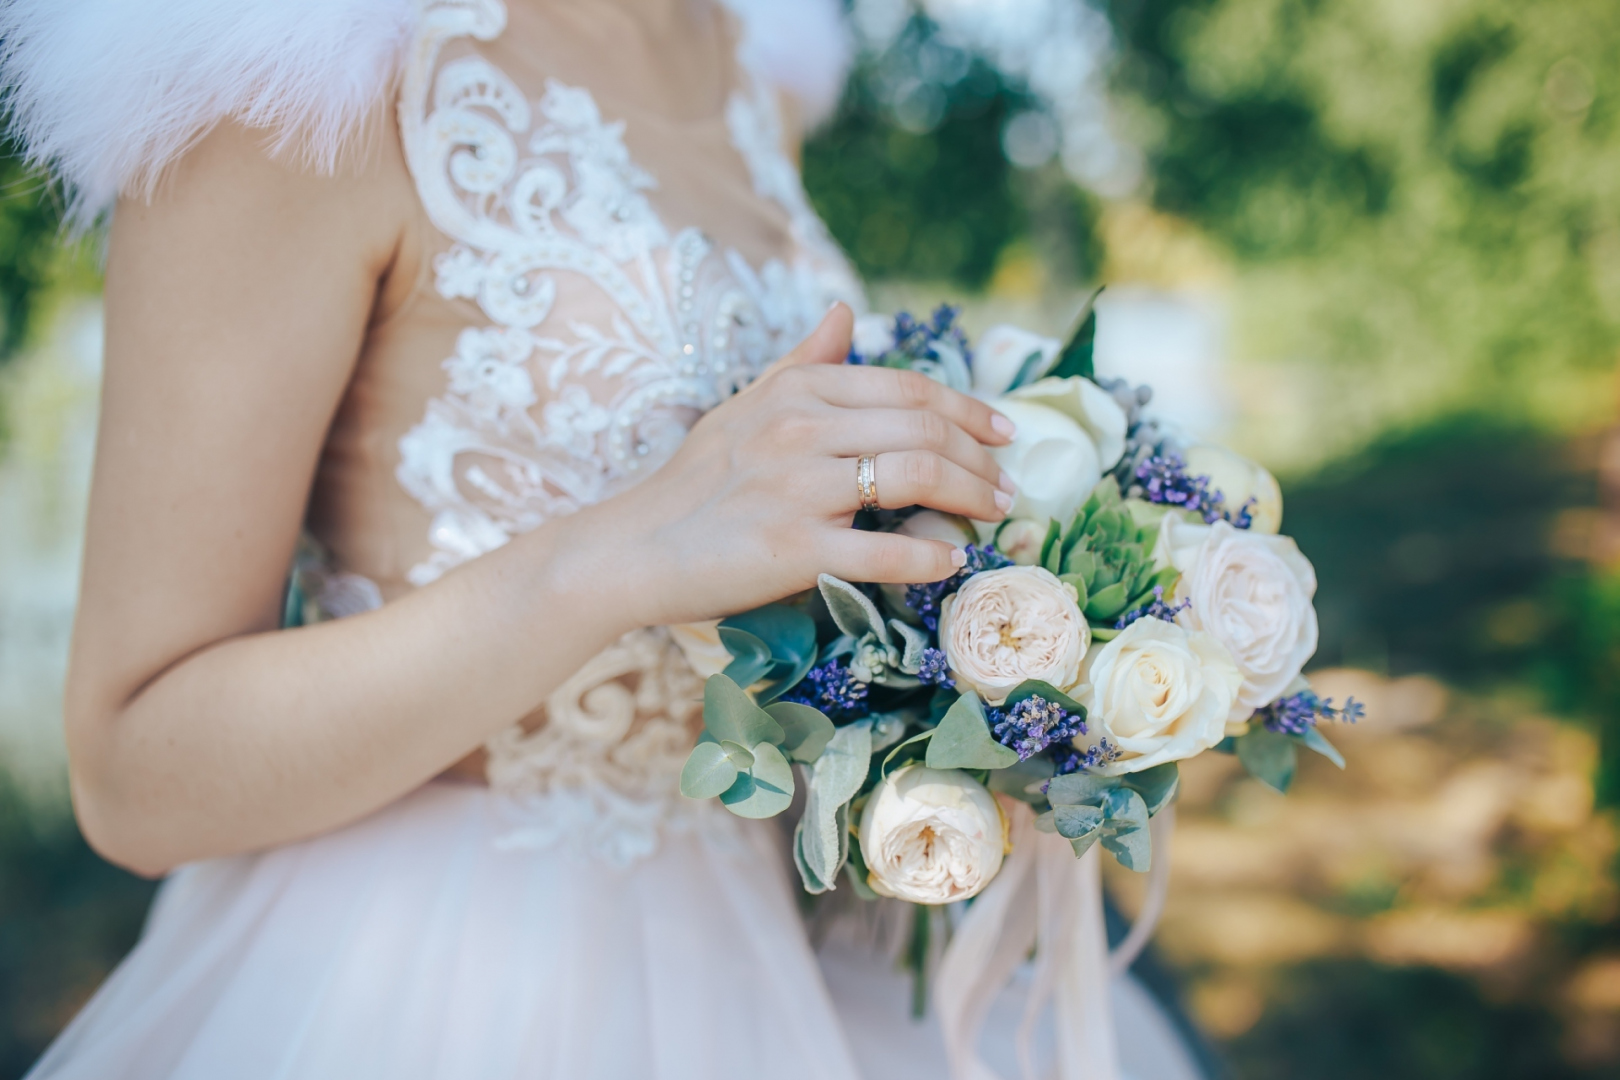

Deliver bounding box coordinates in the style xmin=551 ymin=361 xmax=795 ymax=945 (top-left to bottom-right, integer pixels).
xmin=66 ymin=508 xmax=642 ymax=877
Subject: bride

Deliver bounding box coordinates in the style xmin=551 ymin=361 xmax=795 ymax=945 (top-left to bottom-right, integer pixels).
xmin=6 ymin=0 xmax=1205 ymax=1076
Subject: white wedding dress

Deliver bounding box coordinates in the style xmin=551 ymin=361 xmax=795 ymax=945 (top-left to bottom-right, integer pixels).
xmin=13 ymin=1 xmax=1204 ymax=1076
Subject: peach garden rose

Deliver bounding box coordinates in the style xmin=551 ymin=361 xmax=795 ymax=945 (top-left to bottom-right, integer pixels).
xmin=938 ymin=565 xmax=1089 ymax=706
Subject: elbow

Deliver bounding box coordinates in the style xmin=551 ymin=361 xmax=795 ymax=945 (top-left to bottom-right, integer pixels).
xmin=69 ymin=778 xmax=176 ymax=880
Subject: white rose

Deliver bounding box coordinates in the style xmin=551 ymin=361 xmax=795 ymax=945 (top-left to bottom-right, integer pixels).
xmin=938 ymin=566 xmax=1089 ymax=705
xmin=851 ymin=313 xmax=895 ymax=360
xmin=1004 ymin=376 xmax=1128 ymax=473
xmin=1079 ymin=617 xmax=1242 ymax=775
xmin=993 ymin=517 xmax=1048 ymax=565
xmin=667 ymin=620 xmax=733 ymax=680
xmin=1181 ymin=443 xmax=1283 ymax=534
xmin=972 ymin=324 xmax=1060 ymax=397
xmin=986 ymin=398 xmax=1101 ymax=527
xmin=1156 ymin=517 xmax=1319 ymax=719
xmin=859 ymin=764 xmax=1006 ymax=904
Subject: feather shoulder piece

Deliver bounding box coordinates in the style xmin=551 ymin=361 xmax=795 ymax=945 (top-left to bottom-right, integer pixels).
xmin=0 ymin=0 xmax=419 ymax=227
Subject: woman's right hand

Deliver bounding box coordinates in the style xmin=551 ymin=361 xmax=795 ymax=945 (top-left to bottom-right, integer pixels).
xmin=577 ymin=303 xmax=1019 ymax=628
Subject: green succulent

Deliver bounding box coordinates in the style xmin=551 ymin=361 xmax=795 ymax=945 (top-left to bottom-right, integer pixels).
xmin=1040 ymin=479 xmax=1180 ymax=625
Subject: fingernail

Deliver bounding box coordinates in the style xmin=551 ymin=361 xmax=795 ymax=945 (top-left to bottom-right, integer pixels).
xmin=950 ymin=546 xmax=968 ymax=568
xmin=998 ymin=469 xmax=1017 ymax=494
xmin=990 ymin=412 xmax=1017 ymax=439
xmin=994 ymin=490 xmax=1014 ymax=514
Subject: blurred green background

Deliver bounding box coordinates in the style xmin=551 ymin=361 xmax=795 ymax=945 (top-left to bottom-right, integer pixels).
xmin=4 ymin=0 xmax=1620 ymax=1076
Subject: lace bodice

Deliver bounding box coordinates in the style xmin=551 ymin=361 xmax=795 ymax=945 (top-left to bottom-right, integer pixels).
xmin=303 ymin=0 xmax=861 ymax=863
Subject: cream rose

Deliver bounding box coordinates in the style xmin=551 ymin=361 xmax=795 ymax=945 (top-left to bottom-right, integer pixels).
xmin=667 ymin=620 xmax=733 ymax=680
xmin=938 ymin=566 xmax=1089 ymax=705
xmin=1181 ymin=443 xmax=1283 ymax=534
xmin=859 ymin=764 xmax=1006 ymax=904
xmin=992 ymin=517 xmax=1048 ymax=565
xmin=1156 ymin=517 xmax=1319 ymax=719
xmin=1079 ymin=617 xmax=1242 ymax=775
xmin=981 ymin=376 xmax=1128 ymax=528
xmin=972 ymin=324 xmax=1060 ymax=397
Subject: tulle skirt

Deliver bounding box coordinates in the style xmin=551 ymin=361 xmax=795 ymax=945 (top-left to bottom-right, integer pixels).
xmin=26 ymin=781 xmax=1203 ymax=1080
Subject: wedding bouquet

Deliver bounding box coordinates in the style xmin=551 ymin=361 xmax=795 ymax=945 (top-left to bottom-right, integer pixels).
xmin=674 ymin=298 xmax=1360 ymax=913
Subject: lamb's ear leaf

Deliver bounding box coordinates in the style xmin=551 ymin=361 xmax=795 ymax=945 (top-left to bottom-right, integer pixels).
xmin=793 ymin=721 xmax=875 ymax=892
xmin=1236 ymin=727 xmax=1297 ymax=793
xmin=926 ymin=693 xmax=1019 ymax=770
xmin=717 ymin=627 xmax=773 ymax=689
xmin=703 ymin=674 xmax=785 ymax=747
xmin=766 ymin=702 xmax=837 ymax=763
xmin=719 ymin=741 xmax=795 ymax=819
xmin=1295 ymin=726 xmax=1346 ymax=769
xmin=1002 ymin=680 xmax=1087 ymax=718
xmin=889 ymin=619 xmax=930 ymax=674
xmin=818 ymin=574 xmax=889 ymax=644
xmin=1121 ymin=762 xmax=1180 ymax=816
xmin=679 ymin=740 xmax=740 ymax=799
xmin=1045 ymin=287 xmax=1102 ymax=382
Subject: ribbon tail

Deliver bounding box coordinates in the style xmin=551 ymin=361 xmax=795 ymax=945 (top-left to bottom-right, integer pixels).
xmin=1054 ymin=843 xmax=1120 ymax=1080
xmin=935 ymin=800 xmax=1041 ymax=1080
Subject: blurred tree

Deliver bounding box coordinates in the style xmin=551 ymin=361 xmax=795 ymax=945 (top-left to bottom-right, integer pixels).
xmin=0 ymin=146 xmax=65 ymax=358
xmin=803 ymin=13 xmax=1105 ymax=291
xmin=1106 ymin=0 xmax=1620 ymax=432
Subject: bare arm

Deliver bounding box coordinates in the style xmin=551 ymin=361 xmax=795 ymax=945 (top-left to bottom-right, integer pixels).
xmin=68 ymin=122 xmax=1017 ymax=877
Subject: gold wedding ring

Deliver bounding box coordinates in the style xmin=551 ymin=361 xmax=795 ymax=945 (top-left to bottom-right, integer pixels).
xmin=856 ymin=454 xmax=880 ymax=511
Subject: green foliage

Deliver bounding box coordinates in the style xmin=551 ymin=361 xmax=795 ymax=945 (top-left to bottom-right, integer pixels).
xmin=1041 ymin=765 xmax=1179 ymax=871
xmin=1042 ymin=288 xmax=1102 ymax=383
xmin=1043 ymin=480 xmax=1174 ymax=623
xmin=793 ymin=720 xmax=875 ymax=894
xmin=924 ymin=692 xmax=1019 ymax=770
xmin=0 ymin=150 xmax=66 ymax=359
xmin=1107 ymin=0 xmax=1620 ymax=423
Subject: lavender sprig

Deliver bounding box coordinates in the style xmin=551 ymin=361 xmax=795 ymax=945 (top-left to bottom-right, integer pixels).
xmin=1253 ymin=690 xmax=1364 ymax=736
xmin=1049 ymin=738 xmax=1123 ymax=776
xmin=848 ymin=304 xmax=974 ymax=369
xmin=1116 ymin=585 xmax=1192 ymax=630
xmin=989 ymin=695 xmax=1087 ymax=761
xmin=917 ymin=648 xmax=955 ymax=689
xmin=1134 ymin=452 xmax=1255 ymax=528
xmin=904 ymin=543 xmax=1014 ymax=631
xmin=782 ymin=658 xmax=870 ymax=722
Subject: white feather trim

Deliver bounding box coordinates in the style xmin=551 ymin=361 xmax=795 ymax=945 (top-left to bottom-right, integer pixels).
xmin=0 ymin=0 xmax=418 ymax=227
xmin=0 ymin=0 xmax=851 ymax=228
xmin=721 ymin=0 xmax=853 ymax=126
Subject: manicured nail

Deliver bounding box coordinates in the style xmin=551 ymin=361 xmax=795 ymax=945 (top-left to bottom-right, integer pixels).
xmin=994 ymin=490 xmax=1014 ymax=514
xmin=998 ymin=469 xmax=1017 ymax=494
xmin=950 ymin=546 xmax=968 ymax=568
xmin=990 ymin=412 xmax=1016 ymax=439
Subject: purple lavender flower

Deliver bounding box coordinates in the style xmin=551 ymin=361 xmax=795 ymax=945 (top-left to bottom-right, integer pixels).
xmin=989 ymin=695 xmax=1087 ymax=761
xmin=904 ymin=544 xmax=1014 ymax=631
xmin=783 ymin=658 xmax=870 ymax=722
xmin=1115 ymin=585 xmax=1192 ymax=630
xmin=1048 ymin=738 xmax=1123 ymax=777
xmin=1134 ymin=453 xmax=1254 ymax=528
xmin=917 ymin=648 xmax=955 ymax=688
xmin=1253 ymin=690 xmax=1364 ymax=736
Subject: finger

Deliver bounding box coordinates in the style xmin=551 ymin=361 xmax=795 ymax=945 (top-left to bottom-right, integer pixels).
xmin=805 ymin=364 xmax=1016 ymax=446
xmin=823 ymin=529 xmax=967 ymax=585
xmin=822 ymin=407 xmax=1012 ymax=490
xmin=819 ymin=450 xmax=1010 ymax=521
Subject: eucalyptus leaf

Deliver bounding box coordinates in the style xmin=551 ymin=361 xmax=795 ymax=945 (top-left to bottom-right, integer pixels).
xmin=719 ymin=741 xmax=795 ymax=819
xmin=1045 ymin=771 xmax=1120 ymax=805
xmin=717 ymin=627 xmax=773 ymax=689
xmin=1033 ymin=810 xmax=1058 ymax=833
xmin=1099 ymin=786 xmax=1151 ymax=872
xmin=869 ymin=713 xmax=908 ymax=752
xmin=1120 ymin=762 xmax=1180 ymax=816
xmin=1053 ymin=803 xmax=1104 ymax=840
xmin=703 ymin=674 xmax=785 ymax=748
xmin=818 ymin=574 xmax=890 ymax=645
xmin=882 ymin=729 xmax=935 ymax=775
xmin=1236 ymin=727 xmax=1298 ymax=793
xmin=926 ymin=693 xmax=1019 ymax=770
xmin=765 ymin=702 xmax=836 ymax=763
xmin=679 ymin=740 xmax=740 ymax=800
xmin=987 ymin=755 xmax=1056 ymax=804
xmin=1069 ymin=831 xmax=1103 ymax=859
xmin=721 ymin=605 xmax=816 ymax=668
xmin=1296 ymin=726 xmax=1346 ymax=769
xmin=719 ymin=740 xmax=756 ymax=770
